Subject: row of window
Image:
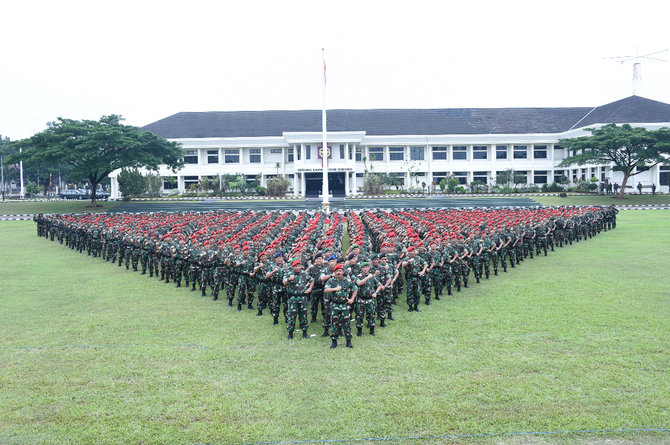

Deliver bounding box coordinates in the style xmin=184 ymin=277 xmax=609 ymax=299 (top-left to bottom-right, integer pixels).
xmin=183 ymin=145 xmax=562 ymax=164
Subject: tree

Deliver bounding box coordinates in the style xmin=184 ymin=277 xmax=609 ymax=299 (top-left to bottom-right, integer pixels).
xmin=144 ymin=172 xmax=163 ymax=197
xmin=10 ymin=115 xmax=183 ymax=207
xmin=266 ymin=176 xmax=290 ymax=196
xmin=117 ymin=168 xmax=146 ymax=199
xmin=559 ymin=124 xmax=670 ymax=199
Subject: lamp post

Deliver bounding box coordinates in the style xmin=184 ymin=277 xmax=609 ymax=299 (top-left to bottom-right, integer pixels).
xmin=0 ymin=136 xmax=7 ymax=201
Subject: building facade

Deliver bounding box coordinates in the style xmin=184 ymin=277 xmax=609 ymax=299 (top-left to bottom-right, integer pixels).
xmin=109 ymin=96 xmax=670 ymax=198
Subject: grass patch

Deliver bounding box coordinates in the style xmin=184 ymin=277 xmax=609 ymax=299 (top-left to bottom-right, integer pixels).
xmin=532 ymin=194 xmax=670 ymax=206
xmin=1 ymin=212 xmax=669 ymax=444
xmin=0 ymin=200 xmax=119 ymax=215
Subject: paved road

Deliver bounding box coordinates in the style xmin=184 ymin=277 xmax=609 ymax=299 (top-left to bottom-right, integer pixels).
xmin=109 ymin=196 xmax=542 ymax=213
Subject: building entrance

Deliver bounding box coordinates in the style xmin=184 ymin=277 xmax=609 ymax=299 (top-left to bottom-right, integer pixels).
xmin=304 ymin=172 xmax=346 ymax=197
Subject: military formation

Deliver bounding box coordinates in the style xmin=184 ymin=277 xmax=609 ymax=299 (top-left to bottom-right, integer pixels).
xmin=34 ymin=205 xmax=618 ymax=349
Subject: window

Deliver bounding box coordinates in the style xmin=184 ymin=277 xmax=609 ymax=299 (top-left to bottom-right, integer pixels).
xmin=533 ymin=145 xmax=547 ymax=159
xmin=348 ymin=146 xmax=353 ymax=160
xmin=496 ymin=145 xmax=508 ymax=159
xmin=296 ymin=145 xmax=301 ymax=161
xmin=636 ymin=166 xmax=650 ymax=173
xmin=453 ymin=146 xmax=467 ymax=160
xmin=473 ymin=146 xmax=488 ymax=160
xmin=224 ymin=149 xmax=239 ymax=163
xmin=432 ymin=146 xmax=447 ymax=160
xmin=356 ymin=173 xmax=363 ymax=178
xmin=163 ymin=176 xmax=177 ymax=190
xmin=270 ymin=148 xmax=282 ymax=154
xmin=184 ymin=150 xmax=198 ymax=164
xmin=369 ymin=147 xmax=384 ymax=161
xmin=453 ymin=171 xmax=468 ymax=184
xmin=410 ymin=146 xmax=424 ymax=161
xmin=184 ymin=176 xmax=199 ymax=188
xmin=660 ymin=166 xmax=670 ymax=186
xmin=389 ymin=147 xmax=404 ymax=161
xmin=513 ymin=145 xmax=527 ymax=159
xmin=207 ymin=150 xmax=219 ymax=164
xmin=554 ymin=170 xmax=567 ymax=184
xmin=287 ymin=148 xmax=294 ymax=163
xmin=553 ymin=145 xmax=564 ymax=161
xmin=305 ymin=145 xmax=311 ymax=160
xmin=340 ymin=144 xmax=345 ymax=159
xmin=355 ymin=148 xmax=361 ymax=162
xmin=601 ymin=171 xmax=606 ymax=181
xmin=473 ymin=171 xmax=488 ymax=184
xmin=516 ymin=171 xmax=528 ymax=184
xmin=533 ymin=170 xmax=548 ymax=184
xmin=249 ymin=149 xmax=261 ymax=163
xmin=432 ymin=171 xmax=448 ymax=183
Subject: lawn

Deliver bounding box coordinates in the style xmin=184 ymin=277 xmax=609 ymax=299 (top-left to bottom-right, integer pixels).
xmin=0 ymin=212 xmax=669 ymax=444
xmin=531 ymin=194 xmax=670 ymax=206
xmin=0 ymin=200 xmax=119 ymax=215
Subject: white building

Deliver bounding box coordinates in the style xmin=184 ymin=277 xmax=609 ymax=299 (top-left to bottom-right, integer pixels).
xmin=109 ymin=96 xmax=670 ymax=198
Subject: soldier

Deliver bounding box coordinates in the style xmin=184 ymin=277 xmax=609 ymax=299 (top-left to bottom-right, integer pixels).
xmin=283 ymin=258 xmax=314 ymax=339
xmin=402 ymin=246 xmax=427 ymax=312
xmin=355 ymin=262 xmax=383 ymax=336
xmin=377 ymin=254 xmax=397 ymax=322
xmin=306 ymin=253 xmax=327 ymax=323
xmin=235 ymin=245 xmax=255 ymax=310
xmin=428 ymin=241 xmax=443 ymax=301
xmin=324 ymin=263 xmax=357 ymax=349
xmin=266 ymin=252 xmax=288 ymax=325
xmin=251 ymin=251 xmax=271 ymax=316
xmin=224 ymin=244 xmax=241 ymax=306
xmin=418 ymin=242 xmax=434 ymax=304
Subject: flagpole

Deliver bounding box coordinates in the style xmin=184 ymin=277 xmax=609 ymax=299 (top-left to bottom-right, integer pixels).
xmin=19 ymin=147 xmax=25 ymax=200
xmin=321 ymin=48 xmax=329 ymax=208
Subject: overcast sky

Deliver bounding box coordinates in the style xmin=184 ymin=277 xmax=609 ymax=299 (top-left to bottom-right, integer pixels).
xmin=1 ymin=0 xmax=669 ymax=140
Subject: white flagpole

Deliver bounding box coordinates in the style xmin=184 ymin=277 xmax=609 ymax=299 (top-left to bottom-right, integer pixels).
xmin=19 ymin=147 xmax=25 ymax=199
xmin=321 ymin=48 xmax=329 ymax=208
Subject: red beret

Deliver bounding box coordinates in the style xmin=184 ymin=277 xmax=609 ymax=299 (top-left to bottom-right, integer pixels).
xmin=333 ymin=264 xmax=344 ymax=271
xmin=242 ymin=245 xmax=249 ymax=251
xmin=291 ymin=259 xmax=301 ymax=267
xmin=407 ymin=246 xmax=416 ymax=251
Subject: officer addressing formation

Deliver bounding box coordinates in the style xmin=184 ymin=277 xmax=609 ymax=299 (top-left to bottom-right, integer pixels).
xmin=34 ymin=205 xmax=618 ymax=349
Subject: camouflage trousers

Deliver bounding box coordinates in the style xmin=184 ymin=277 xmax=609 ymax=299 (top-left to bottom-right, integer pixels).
xmin=406 ymin=276 xmax=421 ymax=306
xmin=330 ymin=302 xmax=352 ymax=341
xmin=355 ymin=298 xmax=376 ymax=328
xmin=430 ymin=268 xmax=442 ymax=298
xmin=286 ymin=295 xmax=309 ymax=332
xmin=271 ymin=288 xmax=287 ymax=320
xmin=200 ymin=267 xmax=214 ymax=293
xmin=310 ymin=289 xmax=325 ymax=319
xmin=257 ymin=282 xmax=271 ymax=310
xmin=237 ymin=275 xmax=254 ymax=305
xmin=376 ymin=289 xmax=393 ymax=319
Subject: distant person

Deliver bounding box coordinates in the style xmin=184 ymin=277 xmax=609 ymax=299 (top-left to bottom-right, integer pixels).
xmin=613 ymin=183 xmax=619 ymax=195
xmin=637 ymin=182 xmax=643 ymax=195
xmin=651 ymin=183 xmax=656 ymax=196
xmin=608 ymin=183 xmax=613 ymax=195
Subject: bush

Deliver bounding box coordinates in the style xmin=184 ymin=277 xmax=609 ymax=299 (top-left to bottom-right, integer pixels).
xmin=255 ymin=186 xmax=267 ymax=196
xmin=439 ymin=178 xmax=447 ymax=192
xmin=363 ymin=174 xmax=384 ymax=195
xmin=576 ymin=181 xmax=598 ymax=193
xmin=455 ymin=186 xmax=467 ymax=194
xmin=517 ymin=184 xmax=540 ymax=193
xmin=267 ymin=176 xmax=290 ymax=197
xmin=469 ymin=180 xmax=487 ymax=194
xmin=501 ymin=186 xmax=515 ymax=194
xmin=168 ymin=189 xmax=181 ymax=196
xmin=25 ymin=181 xmax=42 ymax=198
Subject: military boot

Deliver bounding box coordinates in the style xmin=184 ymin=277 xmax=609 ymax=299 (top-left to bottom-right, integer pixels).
xmin=212 ymin=295 xmax=218 ymax=301
xmin=247 ymin=302 xmax=254 ymax=309
xmin=311 ymin=314 xmax=317 ymax=323
xmin=273 ymin=315 xmax=279 ymax=325
xmin=256 ymin=309 xmax=262 ymax=316
xmin=228 ymin=298 xmax=233 ymax=307
xmin=379 ymin=319 xmax=386 ymax=327
xmin=322 ymin=328 xmax=329 ymax=337
xmin=387 ymin=313 xmax=394 ymax=321
xmin=357 ymin=327 xmax=362 ymax=337
xmin=346 ymin=339 xmax=353 ymax=348
xmin=370 ymin=326 xmax=375 ymax=336
xmin=330 ymin=339 xmax=338 ymax=349
xmin=288 ymin=330 xmax=294 ymax=340
xmin=302 ymin=330 xmax=308 ymax=339
xmin=414 ymin=304 xmax=420 ymax=312
xmin=237 ymin=303 xmax=242 ymax=311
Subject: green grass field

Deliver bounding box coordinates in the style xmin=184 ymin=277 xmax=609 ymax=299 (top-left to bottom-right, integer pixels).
xmin=1 ymin=212 xmax=669 ymax=444
xmin=0 ymin=200 xmax=119 ymax=215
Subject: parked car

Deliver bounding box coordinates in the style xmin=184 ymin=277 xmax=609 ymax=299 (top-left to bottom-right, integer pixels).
xmin=59 ymin=189 xmax=86 ymax=200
